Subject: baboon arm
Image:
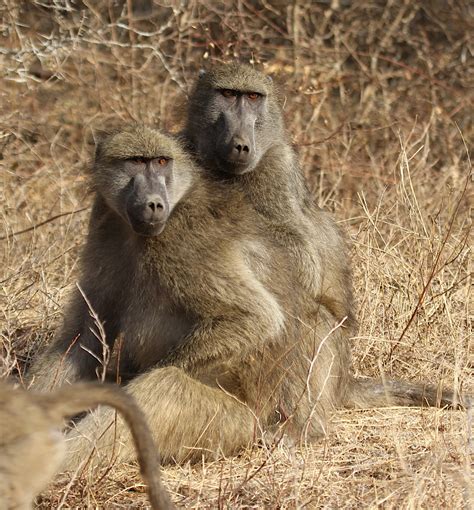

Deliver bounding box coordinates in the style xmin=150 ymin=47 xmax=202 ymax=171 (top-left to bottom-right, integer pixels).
xmin=161 ymin=308 xmax=283 ymax=373
xmin=63 ymin=367 xmax=256 ymax=468
xmin=157 ymin=249 xmax=286 ymax=372
xmin=28 ymin=287 xmax=120 ymax=391
xmin=28 ymin=201 xmax=129 ymax=391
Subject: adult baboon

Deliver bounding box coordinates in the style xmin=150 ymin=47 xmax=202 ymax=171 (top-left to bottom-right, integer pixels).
xmin=0 ymin=380 xmax=174 ymax=510
xmin=182 ymin=62 xmax=471 ymax=411
xmin=182 ymin=62 xmax=352 ymax=323
xmin=30 ymin=125 xmax=331 ymax=468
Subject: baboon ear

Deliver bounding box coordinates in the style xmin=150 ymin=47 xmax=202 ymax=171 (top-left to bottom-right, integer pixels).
xmin=90 ymin=127 xmax=109 ymax=146
xmin=89 ymin=121 xmax=126 ymax=156
xmin=89 ymin=128 xmax=115 ymax=163
xmin=89 ymin=128 xmax=111 ymax=159
xmin=198 ymin=69 xmax=207 ymax=79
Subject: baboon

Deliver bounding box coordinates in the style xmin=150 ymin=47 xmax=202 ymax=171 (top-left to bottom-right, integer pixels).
xmin=182 ymin=62 xmax=472 ymax=411
xmin=0 ymin=380 xmax=174 ymax=510
xmin=29 ymin=125 xmax=317 ymax=468
xmin=182 ymin=62 xmax=353 ymax=323
xmin=28 ymin=124 xmax=469 ymax=473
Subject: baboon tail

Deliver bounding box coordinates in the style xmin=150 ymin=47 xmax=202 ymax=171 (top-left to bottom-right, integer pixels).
xmin=37 ymin=383 xmax=175 ymax=510
xmin=345 ymin=377 xmax=472 ymax=410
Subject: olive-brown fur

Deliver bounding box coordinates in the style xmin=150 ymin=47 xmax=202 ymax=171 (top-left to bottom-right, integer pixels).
xmin=30 ymin=126 xmax=339 ymax=468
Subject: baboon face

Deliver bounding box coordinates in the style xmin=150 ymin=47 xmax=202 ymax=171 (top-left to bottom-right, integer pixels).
xmin=187 ymin=63 xmax=283 ymax=175
xmin=204 ymin=87 xmax=267 ymax=174
xmin=121 ymin=156 xmax=172 ymax=236
xmin=93 ymin=127 xmax=192 ymax=237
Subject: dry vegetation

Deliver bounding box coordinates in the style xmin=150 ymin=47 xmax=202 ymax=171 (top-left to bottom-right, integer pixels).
xmin=1 ymin=0 xmax=472 ymax=508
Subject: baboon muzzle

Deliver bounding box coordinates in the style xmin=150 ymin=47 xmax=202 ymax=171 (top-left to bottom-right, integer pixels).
xmin=217 ymin=107 xmax=256 ymax=174
xmin=126 ymin=171 xmax=169 ymax=236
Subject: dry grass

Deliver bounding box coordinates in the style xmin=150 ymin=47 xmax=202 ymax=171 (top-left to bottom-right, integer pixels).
xmin=1 ymin=1 xmax=472 ymax=508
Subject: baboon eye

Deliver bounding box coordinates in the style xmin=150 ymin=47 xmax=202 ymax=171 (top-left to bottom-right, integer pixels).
xmin=150 ymin=157 xmax=169 ymax=167
xmin=129 ymin=157 xmax=147 ymax=164
xmin=247 ymin=92 xmax=260 ymax=100
xmin=221 ymin=89 xmax=236 ymax=98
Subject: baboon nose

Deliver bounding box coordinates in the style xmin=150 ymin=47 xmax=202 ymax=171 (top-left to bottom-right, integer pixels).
xmin=235 ymin=143 xmax=250 ymax=154
xmin=148 ymin=200 xmax=164 ymax=212
xmin=145 ymin=195 xmax=167 ymax=221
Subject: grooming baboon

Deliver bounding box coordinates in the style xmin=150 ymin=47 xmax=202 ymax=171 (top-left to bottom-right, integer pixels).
xmin=0 ymin=380 xmax=174 ymax=510
xmin=29 ymin=124 xmax=469 ymax=472
xmin=182 ymin=62 xmax=472 ymax=410
xmin=182 ymin=62 xmax=353 ymax=323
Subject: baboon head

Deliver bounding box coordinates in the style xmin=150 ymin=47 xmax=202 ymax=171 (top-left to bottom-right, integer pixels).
xmin=186 ymin=63 xmax=285 ymax=175
xmin=93 ymin=125 xmax=193 ymax=236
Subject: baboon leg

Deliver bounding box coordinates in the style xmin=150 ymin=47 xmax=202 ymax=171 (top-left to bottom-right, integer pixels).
xmin=28 ymin=350 xmax=83 ymax=392
xmin=64 ymin=366 xmax=256 ymax=469
xmin=239 ymin=307 xmax=352 ymax=446
xmin=276 ymin=308 xmax=351 ymax=444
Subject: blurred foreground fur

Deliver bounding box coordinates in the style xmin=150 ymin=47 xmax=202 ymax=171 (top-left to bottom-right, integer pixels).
xmin=0 ymin=380 xmax=175 ymax=510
